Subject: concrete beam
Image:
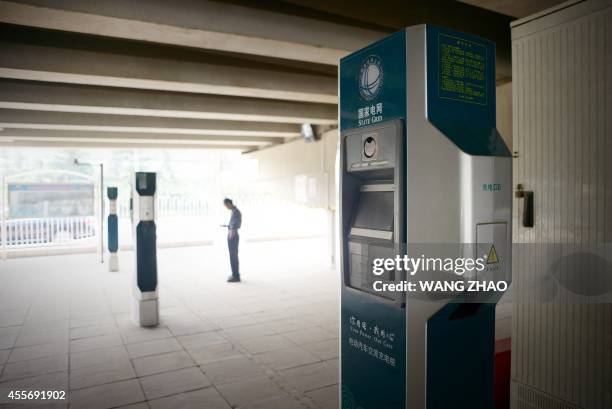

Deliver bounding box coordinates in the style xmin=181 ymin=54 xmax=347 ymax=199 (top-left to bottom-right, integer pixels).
xmin=0 ymin=40 xmax=338 ymax=104
xmin=0 ymin=80 xmax=338 ymax=124
xmin=0 ymin=140 xmax=251 ymax=150
xmin=0 ymin=136 xmax=268 ymax=147
xmin=0 ymin=0 xmax=385 ymax=65
xmin=0 ymin=109 xmax=301 ymax=137
xmin=0 ymin=128 xmax=281 ymax=146
xmin=281 ymin=0 xmax=515 ymax=80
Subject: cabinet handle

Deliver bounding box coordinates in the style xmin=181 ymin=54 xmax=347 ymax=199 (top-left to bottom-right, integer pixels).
xmin=515 ymin=184 xmax=534 ymax=228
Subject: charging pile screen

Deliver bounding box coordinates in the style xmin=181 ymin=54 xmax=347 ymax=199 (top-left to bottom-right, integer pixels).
xmin=353 ymin=191 xmax=394 ymax=232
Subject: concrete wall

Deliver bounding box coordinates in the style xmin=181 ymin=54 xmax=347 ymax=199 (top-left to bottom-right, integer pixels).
xmin=247 ymin=129 xmax=339 ymax=210
xmin=245 ymin=129 xmax=338 ymax=263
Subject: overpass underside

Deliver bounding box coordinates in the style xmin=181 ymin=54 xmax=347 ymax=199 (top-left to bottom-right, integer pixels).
xmin=0 ymin=0 xmax=515 ymax=151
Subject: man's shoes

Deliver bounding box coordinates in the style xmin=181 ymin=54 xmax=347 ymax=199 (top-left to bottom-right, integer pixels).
xmin=227 ymin=276 xmax=241 ymax=283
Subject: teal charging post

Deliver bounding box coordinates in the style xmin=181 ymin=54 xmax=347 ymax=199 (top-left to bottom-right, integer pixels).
xmin=339 ymin=25 xmax=512 ymax=409
xmin=107 ymin=187 xmax=119 ymax=272
xmin=132 ymin=172 xmax=158 ymax=327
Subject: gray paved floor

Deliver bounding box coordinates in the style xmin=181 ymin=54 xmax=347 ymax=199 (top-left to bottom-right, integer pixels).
xmin=0 ymin=239 xmax=339 ymax=409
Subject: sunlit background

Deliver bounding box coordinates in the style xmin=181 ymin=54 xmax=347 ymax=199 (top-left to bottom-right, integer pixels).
xmin=0 ymin=147 xmax=333 ymax=257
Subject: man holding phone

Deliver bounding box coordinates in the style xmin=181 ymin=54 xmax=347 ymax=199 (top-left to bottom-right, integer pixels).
xmin=222 ymin=198 xmax=242 ymax=282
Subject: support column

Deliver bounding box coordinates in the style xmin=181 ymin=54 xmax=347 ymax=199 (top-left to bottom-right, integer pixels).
xmin=132 ymin=172 xmax=158 ymax=327
xmin=107 ymin=187 xmax=119 ymax=271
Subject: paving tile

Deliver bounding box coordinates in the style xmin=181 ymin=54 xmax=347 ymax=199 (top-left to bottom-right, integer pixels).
xmin=279 ymin=361 xmax=338 ymax=392
xmin=15 ymin=328 xmax=69 ymax=348
xmin=115 ymin=313 xmax=135 ymax=328
xmin=165 ymin=320 xmax=219 ymax=336
xmin=126 ymin=337 xmax=183 ymax=359
xmin=70 ymin=333 xmax=124 ymax=353
xmin=121 ymin=327 xmax=173 ymax=344
xmin=241 ymin=395 xmax=304 ymax=409
xmin=305 ymin=384 xmax=339 ymax=409
xmin=302 ymin=338 xmax=339 ymax=361
xmin=201 ymin=355 xmax=264 ymax=384
xmin=0 ymin=354 xmax=68 ymax=381
xmin=0 ymin=303 xmax=27 ymax=313
xmin=71 ymin=324 xmax=119 ymax=340
xmin=249 ymin=311 xmax=293 ymax=324
xmin=283 ymin=327 xmax=336 ymax=345
xmin=70 ymin=307 xmax=112 ymax=321
xmin=0 ymin=334 xmax=17 ymax=350
xmin=160 ymin=305 xmax=196 ymax=317
xmin=8 ymin=342 xmax=69 ymax=363
xmin=132 ymin=350 xmax=195 ymax=377
xmin=320 ymin=323 xmax=339 ymax=336
xmin=215 ymin=315 xmax=258 ymax=329
xmin=70 ymin=314 xmax=116 ymax=329
xmin=303 ymin=312 xmax=330 ymax=323
xmin=148 ymin=386 xmax=231 ymax=409
xmin=215 ymin=375 xmax=288 ymax=408
xmin=70 ymin=345 xmax=129 ymax=370
xmin=0 ymin=310 xmax=26 ymax=327
xmin=28 ymin=305 xmax=69 ymax=316
xmin=178 ymin=332 xmax=226 ymax=349
xmin=221 ymin=323 xmax=276 ymax=341
xmin=139 ymin=367 xmax=211 ymax=400
xmin=324 ymin=358 xmax=339 ymax=371
xmin=70 ymin=359 xmax=136 ymax=390
xmin=116 ymin=403 xmax=150 ymax=409
xmin=14 ymin=402 xmax=68 ymax=409
xmin=197 ymin=307 xmax=243 ymax=320
xmin=255 ymin=346 xmax=320 ymax=370
xmin=69 ymin=378 xmax=145 ymax=409
xmin=239 ymin=334 xmax=294 ymax=354
xmin=184 ymin=341 xmax=243 ymax=365
xmin=266 ymin=318 xmax=316 ymax=334
xmin=0 ymin=348 xmax=10 ymax=364
xmin=21 ymin=319 xmax=70 ymax=332
xmin=0 ymin=326 xmax=20 ymax=338
xmin=0 ymin=371 xmax=68 ymax=394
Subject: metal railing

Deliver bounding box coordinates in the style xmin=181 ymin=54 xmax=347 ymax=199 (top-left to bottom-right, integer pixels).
xmin=117 ymin=197 xmax=209 ymax=218
xmin=0 ymin=216 xmax=96 ymax=247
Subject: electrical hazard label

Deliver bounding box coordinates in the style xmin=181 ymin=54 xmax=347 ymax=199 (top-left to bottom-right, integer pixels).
xmin=486 ymin=245 xmax=499 ymax=264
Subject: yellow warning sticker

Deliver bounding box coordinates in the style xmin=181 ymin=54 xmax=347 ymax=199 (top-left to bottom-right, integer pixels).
xmin=486 ymin=244 xmax=499 ymax=264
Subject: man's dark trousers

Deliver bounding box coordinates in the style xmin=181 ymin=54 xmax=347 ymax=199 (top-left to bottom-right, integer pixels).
xmin=228 ymin=233 xmax=240 ymax=278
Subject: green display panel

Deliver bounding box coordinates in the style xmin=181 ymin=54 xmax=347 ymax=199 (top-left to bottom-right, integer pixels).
xmin=427 ymin=25 xmax=510 ymax=157
xmin=438 ymin=33 xmax=487 ymax=105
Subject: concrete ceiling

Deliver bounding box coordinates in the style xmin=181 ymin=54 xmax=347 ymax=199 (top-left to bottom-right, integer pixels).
xmin=0 ymin=0 xmax=549 ymax=151
xmin=0 ymin=0 xmax=362 ymax=150
xmin=459 ymin=0 xmax=565 ymax=18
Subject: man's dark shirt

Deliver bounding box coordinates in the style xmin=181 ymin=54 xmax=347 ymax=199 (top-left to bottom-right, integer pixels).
xmin=228 ymin=207 xmax=242 ymax=231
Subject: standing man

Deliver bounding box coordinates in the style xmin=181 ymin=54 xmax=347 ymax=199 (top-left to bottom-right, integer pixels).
xmin=223 ymin=198 xmax=242 ymax=282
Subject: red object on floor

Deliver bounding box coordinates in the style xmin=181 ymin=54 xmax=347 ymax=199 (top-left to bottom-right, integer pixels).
xmin=494 ymin=338 xmax=511 ymax=409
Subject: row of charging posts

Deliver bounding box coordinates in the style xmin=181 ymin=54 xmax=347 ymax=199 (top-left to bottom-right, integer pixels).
xmin=106 ymin=172 xmax=158 ymax=327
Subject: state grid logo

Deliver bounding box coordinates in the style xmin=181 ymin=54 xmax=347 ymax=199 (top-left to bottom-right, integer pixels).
xmin=358 ymin=55 xmax=383 ymax=101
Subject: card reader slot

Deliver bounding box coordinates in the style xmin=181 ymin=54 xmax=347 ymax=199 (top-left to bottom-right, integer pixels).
xmin=361 ymin=184 xmax=394 ymax=192
xmin=349 ymin=228 xmax=393 ymax=240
